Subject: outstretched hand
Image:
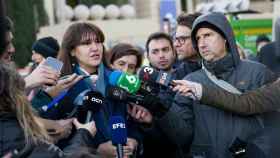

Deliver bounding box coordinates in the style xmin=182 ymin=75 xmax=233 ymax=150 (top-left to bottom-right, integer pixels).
xmin=172 ymin=80 xmax=203 ymax=100
xmin=45 ymin=73 xmax=83 ymax=98
xmin=24 ymin=60 xmax=60 ymax=90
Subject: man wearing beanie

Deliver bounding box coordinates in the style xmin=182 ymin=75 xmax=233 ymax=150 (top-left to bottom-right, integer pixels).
xmin=28 ymin=36 xmax=60 ymax=100
xmin=32 ymin=36 xmax=59 ymax=65
xmin=152 ymin=12 xmax=276 ymax=158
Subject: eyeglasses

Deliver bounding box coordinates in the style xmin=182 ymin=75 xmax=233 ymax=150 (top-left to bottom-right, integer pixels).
xmin=174 ymin=35 xmax=191 ymax=45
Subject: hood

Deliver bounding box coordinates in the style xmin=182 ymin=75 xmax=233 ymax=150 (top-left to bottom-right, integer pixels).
xmin=191 ymin=12 xmax=240 ymax=67
xmin=275 ymin=17 xmax=280 ymax=58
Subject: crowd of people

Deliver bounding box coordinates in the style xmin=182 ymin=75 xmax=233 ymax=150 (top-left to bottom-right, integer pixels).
xmin=1 ymin=1 xmax=280 ymax=157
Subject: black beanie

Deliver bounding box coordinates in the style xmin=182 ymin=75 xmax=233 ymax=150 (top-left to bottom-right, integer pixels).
xmin=256 ymin=34 xmax=270 ymax=45
xmin=32 ymin=37 xmax=59 ymax=58
xmin=195 ymin=22 xmax=226 ymax=39
xmin=192 ymin=21 xmax=227 ymax=53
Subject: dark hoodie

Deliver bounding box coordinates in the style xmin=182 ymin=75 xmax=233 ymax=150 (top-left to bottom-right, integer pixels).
xmin=191 ymin=12 xmax=240 ymax=80
xmin=275 ymin=17 xmax=280 ymax=59
xmin=156 ymin=12 xmax=275 ymax=158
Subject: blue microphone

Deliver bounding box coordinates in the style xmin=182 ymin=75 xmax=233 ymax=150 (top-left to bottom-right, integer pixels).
xmin=109 ymin=116 xmax=127 ymax=158
xmin=109 ymin=70 xmax=123 ymax=86
xmin=38 ymin=76 xmax=93 ymax=114
xmin=39 ymin=89 xmax=68 ymax=114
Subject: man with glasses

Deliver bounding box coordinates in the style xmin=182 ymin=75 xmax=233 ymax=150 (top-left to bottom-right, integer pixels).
xmin=173 ymin=12 xmax=202 ymax=79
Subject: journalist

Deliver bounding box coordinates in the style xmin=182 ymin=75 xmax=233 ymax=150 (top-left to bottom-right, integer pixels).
xmin=0 ymin=63 xmax=97 ymax=158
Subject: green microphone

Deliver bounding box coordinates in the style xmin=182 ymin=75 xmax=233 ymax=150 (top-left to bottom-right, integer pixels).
xmin=109 ymin=71 xmax=141 ymax=94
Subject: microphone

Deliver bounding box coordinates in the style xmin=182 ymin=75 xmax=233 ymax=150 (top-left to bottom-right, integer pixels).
xmin=156 ymin=70 xmax=176 ymax=88
xmin=109 ymin=70 xmax=141 ymax=94
xmin=106 ymin=86 xmax=144 ymax=105
xmin=83 ymin=90 xmax=104 ymax=123
xmin=38 ymin=76 xmax=95 ymax=115
xmin=137 ymin=66 xmax=158 ymax=83
xmin=39 ymin=89 xmax=68 ymax=114
xmin=109 ymin=116 xmax=127 ymax=158
xmin=109 ymin=70 xmax=161 ymax=97
xmin=72 ymin=89 xmax=104 ymax=123
xmin=138 ymin=66 xmax=175 ymax=88
xmin=107 ymin=79 xmax=171 ymax=118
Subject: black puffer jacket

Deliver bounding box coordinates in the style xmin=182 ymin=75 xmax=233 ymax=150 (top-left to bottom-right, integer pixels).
xmin=0 ymin=113 xmax=96 ymax=158
xmin=0 ymin=114 xmax=25 ymax=156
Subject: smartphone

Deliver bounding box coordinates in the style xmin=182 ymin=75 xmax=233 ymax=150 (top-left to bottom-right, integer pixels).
xmin=43 ymin=57 xmax=63 ymax=73
xmin=59 ymin=75 xmax=91 ymax=81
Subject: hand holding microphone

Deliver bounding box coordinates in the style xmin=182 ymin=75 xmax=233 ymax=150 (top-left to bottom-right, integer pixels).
xmin=109 ymin=116 xmax=138 ymax=158
xmin=172 ymin=80 xmax=203 ymax=100
xmin=138 ymin=66 xmax=176 ymax=89
xmin=106 ymin=86 xmax=144 ymax=105
xmin=106 ymin=86 xmax=153 ymax=124
xmin=108 ymin=67 xmax=179 ymax=117
xmin=110 ymin=116 xmax=127 ymax=158
xmin=71 ymin=89 xmax=104 ymax=123
xmin=82 ymin=90 xmax=104 ymax=123
xmin=107 ymin=85 xmax=167 ymax=118
xmin=108 ymin=69 xmax=173 ymax=118
xmin=138 ymin=66 xmax=182 ymax=117
xmin=45 ymin=73 xmax=83 ymax=98
xmin=73 ymin=118 xmax=96 ymax=136
xmin=128 ymin=104 xmax=153 ymax=124
xmin=124 ymin=138 xmax=138 ymax=158
xmin=24 ymin=61 xmax=60 ymax=90
xmin=38 ymin=74 xmax=88 ymax=114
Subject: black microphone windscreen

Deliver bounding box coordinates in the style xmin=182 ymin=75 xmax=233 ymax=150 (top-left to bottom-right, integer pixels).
xmin=83 ymin=90 xmax=104 ymax=113
xmin=138 ymin=66 xmax=159 ymax=82
xmin=106 ymin=86 xmax=128 ymax=101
